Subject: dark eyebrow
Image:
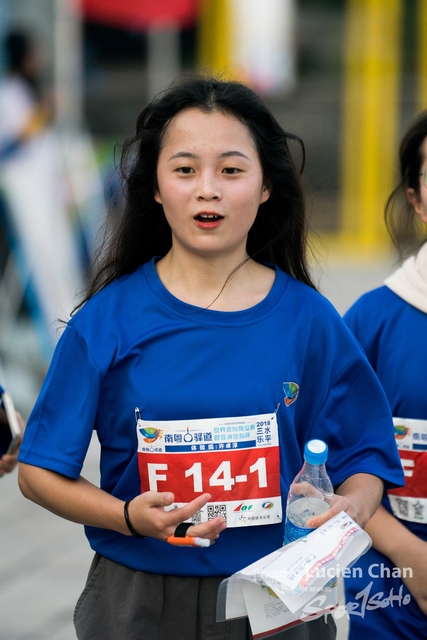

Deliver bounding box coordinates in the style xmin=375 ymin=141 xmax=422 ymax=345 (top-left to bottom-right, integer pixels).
xmin=220 ymin=150 xmax=250 ymax=160
xmin=168 ymin=152 xmax=198 ymax=161
xmin=168 ymin=150 xmax=250 ymax=161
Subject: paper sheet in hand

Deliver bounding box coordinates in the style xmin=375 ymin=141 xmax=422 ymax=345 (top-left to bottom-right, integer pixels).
xmin=217 ymin=511 xmax=371 ymax=639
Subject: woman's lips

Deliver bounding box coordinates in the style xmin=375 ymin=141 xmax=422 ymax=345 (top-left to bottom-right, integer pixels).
xmin=194 ymin=213 xmax=224 ymax=228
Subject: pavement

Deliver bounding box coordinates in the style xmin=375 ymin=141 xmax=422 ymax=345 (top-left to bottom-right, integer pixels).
xmin=0 ymin=252 xmax=396 ymax=640
xmin=0 ymin=440 xmax=99 ymax=640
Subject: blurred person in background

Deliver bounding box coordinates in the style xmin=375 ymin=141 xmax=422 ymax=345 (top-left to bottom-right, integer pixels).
xmin=0 ymin=385 xmax=25 ymax=477
xmin=0 ymin=27 xmax=85 ymax=349
xmin=343 ymin=111 xmax=427 ymax=639
xmin=17 ymin=74 xmax=403 ymax=640
xmin=0 ymin=29 xmax=51 ymax=162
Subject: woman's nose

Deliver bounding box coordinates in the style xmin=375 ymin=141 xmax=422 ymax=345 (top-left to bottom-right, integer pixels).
xmin=196 ymin=173 xmax=221 ymax=200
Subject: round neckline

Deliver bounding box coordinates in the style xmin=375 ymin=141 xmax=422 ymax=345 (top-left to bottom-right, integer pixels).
xmin=140 ymin=257 xmax=289 ymax=326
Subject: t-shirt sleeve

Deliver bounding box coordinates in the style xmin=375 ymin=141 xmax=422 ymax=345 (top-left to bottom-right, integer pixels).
xmin=309 ymin=354 xmax=404 ymax=490
xmin=301 ymin=297 xmax=404 ymax=491
xmin=18 ymin=325 xmax=100 ymax=478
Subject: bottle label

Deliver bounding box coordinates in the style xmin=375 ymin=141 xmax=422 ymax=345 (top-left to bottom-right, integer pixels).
xmin=284 ymin=518 xmax=314 ymax=544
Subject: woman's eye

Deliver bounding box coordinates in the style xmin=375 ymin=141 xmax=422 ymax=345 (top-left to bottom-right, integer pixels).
xmin=222 ymin=167 xmax=241 ymax=175
xmin=177 ymin=166 xmax=194 ymax=174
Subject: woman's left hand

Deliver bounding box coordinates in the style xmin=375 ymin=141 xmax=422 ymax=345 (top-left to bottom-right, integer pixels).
xmin=304 ymin=472 xmax=383 ymax=529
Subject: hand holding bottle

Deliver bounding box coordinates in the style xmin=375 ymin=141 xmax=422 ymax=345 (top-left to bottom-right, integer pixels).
xmin=284 ymin=439 xmax=333 ymax=544
xmin=284 ymin=441 xmax=382 ymax=542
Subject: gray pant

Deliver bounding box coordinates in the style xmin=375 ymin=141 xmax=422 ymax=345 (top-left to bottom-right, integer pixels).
xmin=74 ymin=554 xmax=337 ymax=640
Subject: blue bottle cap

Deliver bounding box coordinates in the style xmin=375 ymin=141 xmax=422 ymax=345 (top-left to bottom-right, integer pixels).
xmin=304 ymin=439 xmax=328 ymax=465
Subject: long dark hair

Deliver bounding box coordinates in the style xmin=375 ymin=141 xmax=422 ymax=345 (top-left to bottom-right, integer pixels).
xmin=76 ymin=73 xmax=316 ymax=311
xmin=385 ymin=110 xmax=427 ymax=258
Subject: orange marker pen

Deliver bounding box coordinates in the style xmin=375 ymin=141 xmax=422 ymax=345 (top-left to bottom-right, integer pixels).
xmin=167 ymin=535 xmax=211 ymax=548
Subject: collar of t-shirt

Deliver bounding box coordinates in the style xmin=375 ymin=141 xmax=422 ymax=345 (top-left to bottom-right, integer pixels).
xmin=384 ymin=241 xmax=427 ymax=314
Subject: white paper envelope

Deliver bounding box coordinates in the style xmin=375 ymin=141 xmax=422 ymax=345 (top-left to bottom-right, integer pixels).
xmin=217 ymin=511 xmax=371 ymax=639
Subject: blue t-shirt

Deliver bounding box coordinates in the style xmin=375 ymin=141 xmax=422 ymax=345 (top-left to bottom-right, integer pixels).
xmin=344 ymin=285 xmax=427 ymax=541
xmin=19 ymin=260 xmax=403 ymax=576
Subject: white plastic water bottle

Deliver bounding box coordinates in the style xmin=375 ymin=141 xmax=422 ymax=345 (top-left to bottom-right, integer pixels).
xmin=284 ymin=439 xmax=334 ymax=544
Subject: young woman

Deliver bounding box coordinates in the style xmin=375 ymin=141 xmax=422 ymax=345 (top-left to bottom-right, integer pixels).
xmin=17 ymin=75 xmax=403 ymax=640
xmin=343 ymin=111 xmax=427 ymax=639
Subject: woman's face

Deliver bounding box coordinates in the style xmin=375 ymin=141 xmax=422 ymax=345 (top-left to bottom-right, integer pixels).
xmin=154 ymin=107 xmax=270 ymax=262
xmin=407 ymin=136 xmax=427 ymax=224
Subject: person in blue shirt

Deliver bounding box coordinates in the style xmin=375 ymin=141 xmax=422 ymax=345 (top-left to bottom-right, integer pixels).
xmin=17 ymin=74 xmax=403 ymax=640
xmin=343 ymin=110 xmax=427 ymax=639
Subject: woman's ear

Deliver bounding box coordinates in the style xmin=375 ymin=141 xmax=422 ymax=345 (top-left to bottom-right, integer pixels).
xmin=407 ymin=188 xmax=427 ymax=223
xmin=260 ymin=182 xmax=271 ymax=205
xmin=154 ymin=190 xmax=162 ymax=205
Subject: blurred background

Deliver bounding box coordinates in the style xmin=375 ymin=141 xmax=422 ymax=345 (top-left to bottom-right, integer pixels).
xmin=0 ymin=3 xmax=422 ymax=639
xmin=0 ymin=0 xmax=424 ymax=416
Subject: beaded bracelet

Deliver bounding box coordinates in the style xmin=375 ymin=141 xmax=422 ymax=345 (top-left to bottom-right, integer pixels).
xmin=124 ymin=499 xmax=146 ymax=538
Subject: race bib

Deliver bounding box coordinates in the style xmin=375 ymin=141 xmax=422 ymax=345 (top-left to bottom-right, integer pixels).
xmin=136 ymin=411 xmax=282 ymax=528
xmin=388 ymin=417 xmax=427 ymax=524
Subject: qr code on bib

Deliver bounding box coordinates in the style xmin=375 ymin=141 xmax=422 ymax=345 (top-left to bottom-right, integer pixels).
xmin=191 ymin=510 xmax=202 ymax=525
xmin=207 ymin=504 xmax=227 ymax=522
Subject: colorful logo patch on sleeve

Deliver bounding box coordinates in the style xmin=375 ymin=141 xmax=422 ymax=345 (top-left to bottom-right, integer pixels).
xmin=283 ymin=382 xmax=299 ymax=407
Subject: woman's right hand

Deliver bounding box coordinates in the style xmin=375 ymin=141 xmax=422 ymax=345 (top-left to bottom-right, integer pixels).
xmin=18 ymin=463 xmax=226 ymax=543
xmin=126 ymin=491 xmax=226 ymax=542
